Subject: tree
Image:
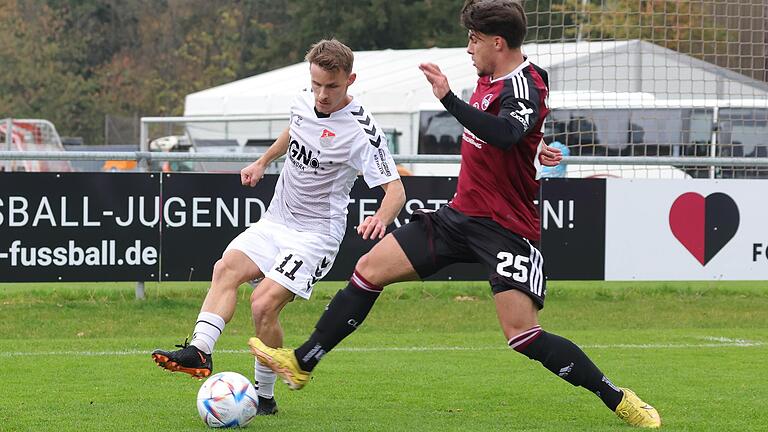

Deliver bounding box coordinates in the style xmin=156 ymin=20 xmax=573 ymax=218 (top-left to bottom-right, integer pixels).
xmin=1 ymin=0 xmax=743 ymax=146
xmin=548 ymin=0 xmax=735 ymax=58
xmin=0 ymin=1 xmax=103 ymax=142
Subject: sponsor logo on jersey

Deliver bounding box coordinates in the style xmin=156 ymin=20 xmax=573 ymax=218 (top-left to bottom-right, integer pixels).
xmin=293 ymin=114 xmax=304 ymax=127
xmin=319 ymin=128 xmax=336 ymax=146
xmin=481 ymin=93 xmax=494 ymax=110
xmin=462 ymin=128 xmax=485 ymax=149
xmin=509 ymin=102 xmax=533 ymax=130
xmin=289 ymin=139 xmax=321 ymax=171
xmin=374 ymin=148 xmax=392 ymax=177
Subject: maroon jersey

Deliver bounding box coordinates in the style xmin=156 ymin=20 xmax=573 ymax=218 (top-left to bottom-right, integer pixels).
xmin=440 ymin=59 xmax=549 ymax=241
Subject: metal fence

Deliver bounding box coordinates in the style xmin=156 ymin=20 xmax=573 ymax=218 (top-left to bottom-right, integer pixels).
xmin=2 ymin=150 xmax=768 ymax=172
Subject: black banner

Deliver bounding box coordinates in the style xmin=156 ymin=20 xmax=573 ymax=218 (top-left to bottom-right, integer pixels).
xmin=0 ymin=173 xmax=607 ymax=282
xmin=158 ymin=174 xmax=486 ymax=281
xmin=160 ymin=172 xmax=276 ymax=281
xmin=540 ymin=178 xmax=606 ymax=280
xmin=0 ymin=172 xmax=160 ymax=281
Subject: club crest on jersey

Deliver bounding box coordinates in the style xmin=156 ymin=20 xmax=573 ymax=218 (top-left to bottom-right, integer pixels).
xmin=319 ymin=128 xmax=336 ymax=146
xmin=289 ymin=139 xmax=320 ymax=170
xmin=481 ymin=93 xmax=494 ymax=110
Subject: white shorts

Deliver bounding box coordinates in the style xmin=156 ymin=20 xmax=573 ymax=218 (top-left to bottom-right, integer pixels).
xmin=225 ymin=218 xmax=340 ymax=299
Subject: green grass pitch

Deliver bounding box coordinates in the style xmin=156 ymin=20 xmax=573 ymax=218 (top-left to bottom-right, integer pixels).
xmin=1 ymin=280 xmax=767 ymax=431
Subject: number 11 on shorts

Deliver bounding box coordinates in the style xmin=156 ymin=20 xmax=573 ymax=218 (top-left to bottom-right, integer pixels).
xmin=275 ymin=253 xmax=304 ymax=281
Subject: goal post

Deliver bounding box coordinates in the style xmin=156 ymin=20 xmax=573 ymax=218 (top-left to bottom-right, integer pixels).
xmin=0 ymin=118 xmax=73 ymax=172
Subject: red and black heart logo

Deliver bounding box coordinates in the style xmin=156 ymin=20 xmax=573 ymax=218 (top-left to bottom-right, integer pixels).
xmin=669 ymin=192 xmax=740 ymax=266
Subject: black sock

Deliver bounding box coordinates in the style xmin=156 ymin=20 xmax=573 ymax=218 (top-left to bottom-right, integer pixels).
xmin=513 ymin=328 xmax=624 ymax=411
xmin=295 ymin=271 xmax=382 ymax=371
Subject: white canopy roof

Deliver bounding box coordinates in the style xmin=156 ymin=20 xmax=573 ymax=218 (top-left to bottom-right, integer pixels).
xmin=184 ymin=40 xmax=768 ymax=117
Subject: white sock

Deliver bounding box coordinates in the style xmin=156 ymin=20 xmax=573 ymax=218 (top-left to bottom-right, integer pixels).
xmin=189 ymin=312 xmax=225 ymax=354
xmin=255 ymin=359 xmax=276 ymax=399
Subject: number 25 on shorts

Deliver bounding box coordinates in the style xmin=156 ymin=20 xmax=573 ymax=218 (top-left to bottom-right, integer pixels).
xmin=496 ymin=252 xmax=529 ymax=283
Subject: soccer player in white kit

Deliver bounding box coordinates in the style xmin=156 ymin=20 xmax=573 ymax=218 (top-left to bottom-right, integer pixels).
xmin=151 ymin=39 xmax=405 ymax=416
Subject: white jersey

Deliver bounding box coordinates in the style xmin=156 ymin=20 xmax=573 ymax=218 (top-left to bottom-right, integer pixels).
xmin=264 ymin=91 xmax=400 ymax=241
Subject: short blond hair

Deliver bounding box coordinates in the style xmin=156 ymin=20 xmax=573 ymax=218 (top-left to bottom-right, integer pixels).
xmin=305 ymin=39 xmax=354 ymax=75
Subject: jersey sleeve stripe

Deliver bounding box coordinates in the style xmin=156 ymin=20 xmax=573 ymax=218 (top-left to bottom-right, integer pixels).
xmin=512 ymin=74 xmax=521 ymax=98
xmin=350 ymin=104 xmax=384 ymax=145
xmin=524 ymin=74 xmax=531 ymax=124
xmin=518 ymin=73 xmax=531 ymax=124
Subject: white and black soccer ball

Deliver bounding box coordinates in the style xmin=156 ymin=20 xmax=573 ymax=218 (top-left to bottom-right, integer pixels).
xmin=197 ymin=371 xmax=258 ymax=428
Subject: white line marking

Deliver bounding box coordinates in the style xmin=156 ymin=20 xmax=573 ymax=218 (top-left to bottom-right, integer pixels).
xmin=698 ymin=336 xmax=756 ymax=344
xmin=0 ymin=340 xmax=763 ymax=358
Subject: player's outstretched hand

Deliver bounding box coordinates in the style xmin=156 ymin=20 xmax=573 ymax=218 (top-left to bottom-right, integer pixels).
xmin=419 ymin=63 xmax=451 ymax=99
xmin=539 ymin=143 xmax=563 ymax=167
xmin=241 ymin=161 xmax=266 ymax=187
xmin=357 ymin=215 xmax=387 ymax=240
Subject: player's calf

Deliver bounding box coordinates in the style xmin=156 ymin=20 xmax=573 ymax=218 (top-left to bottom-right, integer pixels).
xmin=509 ymin=326 xmax=624 ymax=411
xmin=293 ymin=270 xmax=383 ymax=372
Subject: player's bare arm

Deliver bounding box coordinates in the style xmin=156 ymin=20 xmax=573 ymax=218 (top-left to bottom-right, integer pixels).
xmin=240 ymin=128 xmax=291 ymax=187
xmin=357 ymin=179 xmax=406 ymax=240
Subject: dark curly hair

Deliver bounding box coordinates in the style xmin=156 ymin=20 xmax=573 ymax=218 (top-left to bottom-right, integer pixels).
xmin=461 ymin=0 xmax=527 ymax=49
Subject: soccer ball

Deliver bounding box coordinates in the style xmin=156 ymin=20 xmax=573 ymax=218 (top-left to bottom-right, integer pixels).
xmin=197 ymin=372 xmax=258 ymax=428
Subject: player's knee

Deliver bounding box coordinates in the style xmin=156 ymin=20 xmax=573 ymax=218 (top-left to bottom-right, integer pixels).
xmin=249 ymin=297 xmax=267 ymax=320
xmin=212 ymin=257 xmax=246 ymax=285
xmin=250 ymin=294 xmax=280 ymax=324
xmin=212 ymin=258 xmax=232 ymax=279
xmin=354 ymin=252 xmax=373 ymax=276
xmin=353 ymin=253 xmax=389 ymax=289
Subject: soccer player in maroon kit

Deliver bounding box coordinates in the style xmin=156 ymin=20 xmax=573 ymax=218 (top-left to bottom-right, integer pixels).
xmin=251 ymin=0 xmax=661 ymax=428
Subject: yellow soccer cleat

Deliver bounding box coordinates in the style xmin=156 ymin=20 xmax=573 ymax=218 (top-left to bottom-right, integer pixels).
xmin=615 ymin=388 xmax=662 ymax=428
xmin=248 ymin=337 xmax=311 ymax=390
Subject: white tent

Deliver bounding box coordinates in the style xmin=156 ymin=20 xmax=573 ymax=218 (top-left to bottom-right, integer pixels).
xmin=183 ymin=40 xmax=768 ymax=174
xmin=186 ymin=40 xmax=768 ymax=115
